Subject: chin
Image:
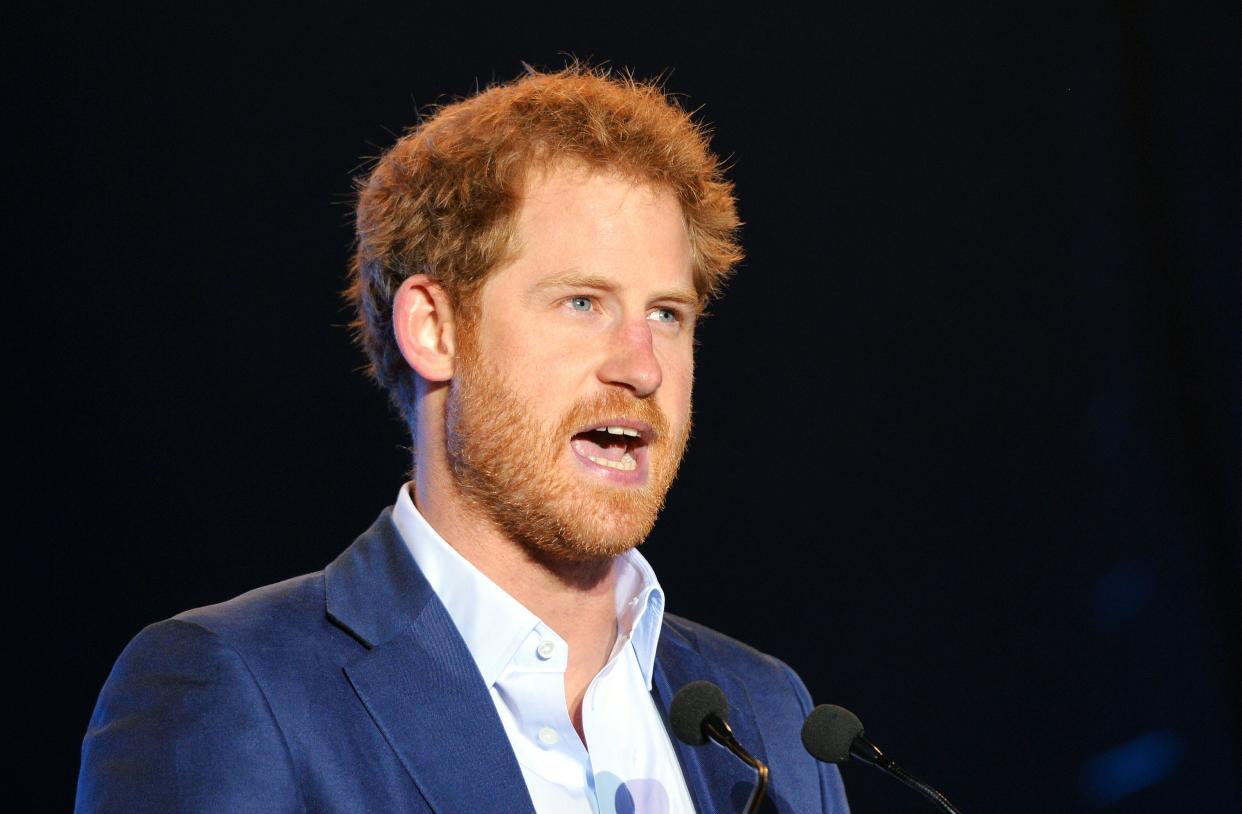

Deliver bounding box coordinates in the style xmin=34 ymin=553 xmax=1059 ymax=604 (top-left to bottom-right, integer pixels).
xmin=510 ymin=494 xmax=661 ymax=565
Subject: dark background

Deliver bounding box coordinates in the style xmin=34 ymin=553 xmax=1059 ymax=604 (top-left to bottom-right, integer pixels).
xmin=11 ymin=2 xmax=1240 ymax=811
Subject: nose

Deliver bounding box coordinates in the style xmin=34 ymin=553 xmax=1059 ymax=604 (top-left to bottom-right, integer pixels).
xmin=597 ymin=318 xmax=662 ymax=397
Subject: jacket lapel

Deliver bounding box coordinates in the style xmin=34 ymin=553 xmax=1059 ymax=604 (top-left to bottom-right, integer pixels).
xmin=653 ymin=621 xmax=772 ymax=814
xmin=325 ymin=510 xmax=535 ymax=814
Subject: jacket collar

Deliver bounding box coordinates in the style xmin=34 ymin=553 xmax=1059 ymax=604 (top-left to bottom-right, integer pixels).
xmin=325 ymin=507 xmax=435 ymax=648
xmin=653 ymin=619 xmax=773 ymax=814
xmin=325 ymin=509 xmax=536 ymax=814
xmin=324 ymin=508 xmax=769 ymax=814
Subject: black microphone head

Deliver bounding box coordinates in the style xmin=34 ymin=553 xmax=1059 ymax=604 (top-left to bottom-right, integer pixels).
xmin=801 ymin=704 xmax=865 ymax=764
xmin=669 ymin=680 xmax=730 ymax=746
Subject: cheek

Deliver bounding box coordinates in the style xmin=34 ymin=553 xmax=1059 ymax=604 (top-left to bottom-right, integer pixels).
xmin=477 ymin=326 xmax=596 ymax=405
xmin=478 ymin=317 xmax=548 ymax=370
xmin=660 ymin=352 xmax=695 ymax=414
xmin=484 ymin=308 xmax=579 ymax=358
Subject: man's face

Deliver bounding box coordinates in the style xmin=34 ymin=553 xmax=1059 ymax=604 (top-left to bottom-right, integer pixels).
xmin=445 ymin=164 xmax=698 ymax=563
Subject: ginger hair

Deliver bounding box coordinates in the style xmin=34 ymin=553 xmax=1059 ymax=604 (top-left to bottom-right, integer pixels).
xmin=347 ymin=65 xmax=743 ymax=421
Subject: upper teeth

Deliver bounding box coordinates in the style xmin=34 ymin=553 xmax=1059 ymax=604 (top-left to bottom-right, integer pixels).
xmin=595 ymin=426 xmax=640 ymax=437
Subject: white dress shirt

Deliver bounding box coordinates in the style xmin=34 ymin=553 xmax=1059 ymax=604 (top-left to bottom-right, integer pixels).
xmin=391 ymin=485 xmax=697 ymax=814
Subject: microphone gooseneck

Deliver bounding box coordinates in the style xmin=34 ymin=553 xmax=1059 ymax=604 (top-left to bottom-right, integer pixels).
xmin=801 ymin=704 xmax=963 ymax=814
xmin=670 ymin=681 xmax=769 ymax=814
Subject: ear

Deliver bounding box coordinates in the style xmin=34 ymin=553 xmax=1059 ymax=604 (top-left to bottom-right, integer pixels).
xmin=393 ymin=275 xmax=457 ymax=382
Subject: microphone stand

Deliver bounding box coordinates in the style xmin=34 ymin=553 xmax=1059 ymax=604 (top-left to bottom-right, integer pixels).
xmin=851 ymin=734 xmax=962 ymax=814
xmin=704 ymin=715 xmax=769 ymax=814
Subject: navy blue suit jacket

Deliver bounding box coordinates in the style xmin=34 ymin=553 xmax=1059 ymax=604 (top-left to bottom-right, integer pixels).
xmin=77 ymin=509 xmax=848 ymax=813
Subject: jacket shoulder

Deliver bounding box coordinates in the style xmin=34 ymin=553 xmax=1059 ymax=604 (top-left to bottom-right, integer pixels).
xmin=77 ymin=618 xmax=305 ymax=812
xmin=167 ymin=570 xmax=363 ymax=704
xmin=663 ymin=611 xmax=818 ymax=710
xmin=174 ymin=570 xmax=326 ymax=645
xmin=78 ymin=570 xmax=356 ymax=812
xmin=662 ymin=612 xmax=800 ymax=688
xmin=661 ymin=613 xmax=851 ymax=814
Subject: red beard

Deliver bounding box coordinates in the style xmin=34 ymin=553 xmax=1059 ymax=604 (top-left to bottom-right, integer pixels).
xmin=445 ymin=340 xmax=690 ymax=564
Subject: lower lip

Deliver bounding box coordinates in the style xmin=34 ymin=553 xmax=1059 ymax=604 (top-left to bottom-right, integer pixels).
xmin=569 ymin=442 xmax=649 ymax=486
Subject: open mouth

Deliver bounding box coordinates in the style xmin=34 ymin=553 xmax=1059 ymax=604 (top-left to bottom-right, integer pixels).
xmin=569 ymin=424 xmax=650 ymax=473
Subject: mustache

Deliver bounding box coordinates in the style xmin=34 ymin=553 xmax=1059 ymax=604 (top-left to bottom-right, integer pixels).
xmin=558 ymin=390 xmax=671 ymax=442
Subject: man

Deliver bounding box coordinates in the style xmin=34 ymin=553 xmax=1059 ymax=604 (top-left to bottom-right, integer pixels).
xmin=77 ymin=66 xmax=849 ymax=813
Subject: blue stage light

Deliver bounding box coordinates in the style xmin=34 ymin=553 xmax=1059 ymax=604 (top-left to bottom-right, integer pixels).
xmin=1083 ymin=730 xmax=1181 ymax=806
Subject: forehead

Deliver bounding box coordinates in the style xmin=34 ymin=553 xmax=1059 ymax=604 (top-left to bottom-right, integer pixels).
xmin=495 ymin=163 xmax=695 ymax=289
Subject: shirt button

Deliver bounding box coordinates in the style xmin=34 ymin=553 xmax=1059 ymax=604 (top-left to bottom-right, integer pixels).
xmin=537 ymin=727 xmax=559 ymax=746
xmin=536 ymin=640 xmax=556 ymax=660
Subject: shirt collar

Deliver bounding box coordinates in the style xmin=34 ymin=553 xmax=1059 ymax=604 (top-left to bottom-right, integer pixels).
xmin=611 ymin=540 xmax=665 ymax=689
xmin=391 ymin=483 xmax=666 ymax=689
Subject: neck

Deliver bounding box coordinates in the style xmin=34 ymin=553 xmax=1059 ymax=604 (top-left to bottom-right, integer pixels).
xmin=411 ymin=431 xmax=621 ymax=744
xmin=413 ymin=467 xmax=620 ymax=628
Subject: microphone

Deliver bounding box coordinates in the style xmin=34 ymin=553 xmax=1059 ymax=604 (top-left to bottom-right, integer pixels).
xmin=670 ymin=680 xmax=769 ymax=814
xmin=801 ymin=704 xmax=963 ymax=814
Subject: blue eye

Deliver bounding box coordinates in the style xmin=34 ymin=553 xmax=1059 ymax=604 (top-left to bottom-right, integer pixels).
xmin=567 ymin=296 xmax=592 ymax=312
xmin=649 ymin=307 xmax=679 ymax=324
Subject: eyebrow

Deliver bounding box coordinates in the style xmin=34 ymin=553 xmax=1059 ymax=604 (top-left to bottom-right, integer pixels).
xmin=534 ymin=270 xmax=702 ymax=310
